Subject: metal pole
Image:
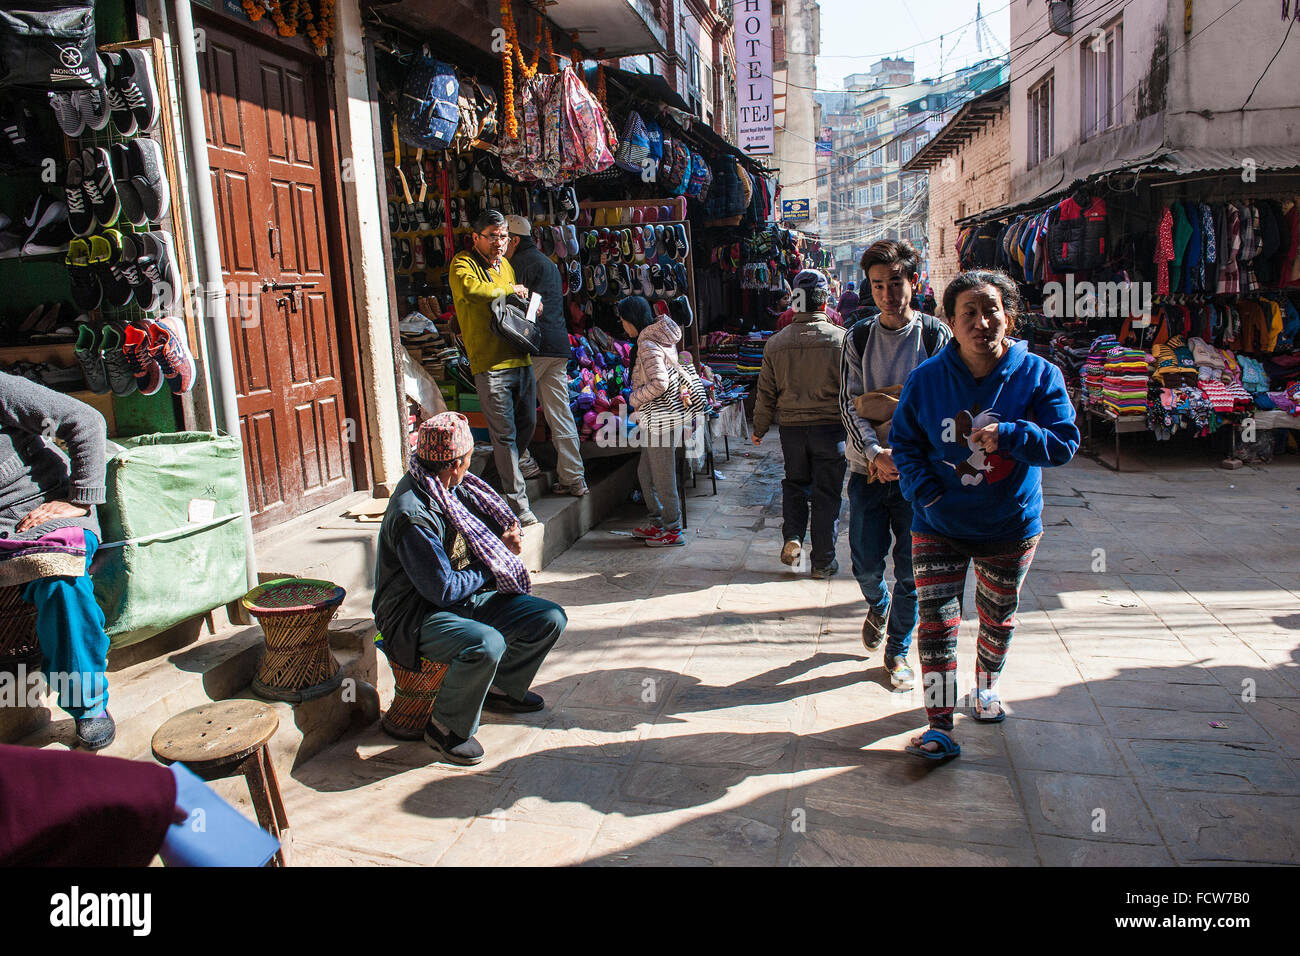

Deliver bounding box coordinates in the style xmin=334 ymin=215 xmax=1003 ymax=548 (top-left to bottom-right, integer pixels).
xmin=169 ymin=0 xmax=259 ymax=596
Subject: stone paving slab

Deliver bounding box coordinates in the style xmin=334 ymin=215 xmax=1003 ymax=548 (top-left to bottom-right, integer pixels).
xmin=281 ymin=444 xmax=1300 ymax=866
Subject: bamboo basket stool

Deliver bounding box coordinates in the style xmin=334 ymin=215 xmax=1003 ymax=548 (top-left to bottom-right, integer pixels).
xmin=242 ymin=578 xmax=345 ymax=703
xmin=151 ymin=699 xmax=289 ymax=866
xmin=0 ymin=584 xmax=41 ymax=670
xmin=376 ymin=634 xmax=450 ymax=740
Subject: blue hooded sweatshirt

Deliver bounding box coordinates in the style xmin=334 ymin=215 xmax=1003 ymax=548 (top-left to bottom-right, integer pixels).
xmin=889 ymin=338 xmax=1080 ymax=541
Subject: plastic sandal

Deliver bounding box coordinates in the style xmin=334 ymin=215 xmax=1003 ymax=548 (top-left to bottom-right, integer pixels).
xmin=905 ymin=729 xmax=961 ymax=761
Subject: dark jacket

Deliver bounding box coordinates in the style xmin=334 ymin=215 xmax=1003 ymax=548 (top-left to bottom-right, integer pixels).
xmin=372 ymin=472 xmax=502 ymax=671
xmin=0 ymin=371 xmax=106 ymax=541
xmin=508 ymin=237 xmax=568 ymax=357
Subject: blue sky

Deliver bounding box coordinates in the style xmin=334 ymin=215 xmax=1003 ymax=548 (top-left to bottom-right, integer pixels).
xmin=816 ymin=0 xmax=1012 ymax=89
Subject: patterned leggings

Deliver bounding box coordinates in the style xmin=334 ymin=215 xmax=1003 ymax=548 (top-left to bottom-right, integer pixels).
xmin=912 ymin=531 xmax=1042 ymax=732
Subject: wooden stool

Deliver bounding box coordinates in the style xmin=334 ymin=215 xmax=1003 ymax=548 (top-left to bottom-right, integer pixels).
xmin=376 ymin=635 xmax=449 ymax=740
xmin=242 ymin=578 xmax=344 ymax=703
xmin=151 ymin=699 xmax=289 ymax=866
xmin=0 ymin=584 xmax=40 ymax=670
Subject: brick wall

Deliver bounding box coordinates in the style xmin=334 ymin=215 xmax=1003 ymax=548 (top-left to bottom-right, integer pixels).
xmin=926 ymin=104 xmax=1010 ymax=313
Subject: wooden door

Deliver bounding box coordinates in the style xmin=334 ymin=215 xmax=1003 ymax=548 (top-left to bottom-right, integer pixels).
xmin=197 ymin=17 xmax=352 ymax=530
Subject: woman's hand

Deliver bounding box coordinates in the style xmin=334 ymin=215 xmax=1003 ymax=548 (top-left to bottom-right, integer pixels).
xmin=501 ymin=523 xmax=523 ymax=555
xmin=16 ymin=501 xmax=89 ymax=534
xmin=678 ymin=385 xmax=692 ymax=406
xmin=970 ymin=423 xmax=999 ymax=454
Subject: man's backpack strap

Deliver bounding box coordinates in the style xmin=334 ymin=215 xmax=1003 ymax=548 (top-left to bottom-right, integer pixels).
xmin=851 ymin=314 xmax=945 ymax=358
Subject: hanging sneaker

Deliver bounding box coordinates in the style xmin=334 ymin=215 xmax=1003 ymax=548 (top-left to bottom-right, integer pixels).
xmin=79 ymin=86 xmax=111 ymax=132
xmin=109 ymin=143 xmax=146 ymax=228
xmin=74 ymin=323 xmax=110 ymax=394
xmin=97 ymin=229 xmax=135 ymax=309
xmin=147 ymin=316 xmax=195 ymax=394
xmin=129 ymin=136 xmax=169 ymax=223
xmin=134 ymin=230 xmax=181 ymax=312
xmin=80 ymin=147 xmax=120 ymax=229
xmin=65 ymin=238 xmax=101 ymax=310
xmin=100 ymin=52 xmax=138 ymax=136
xmin=121 ymin=321 xmax=164 ymax=395
xmin=64 ymin=157 xmax=97 ymax=237
xmin=1 ymin=102 xmax=49 ymax=168
xmin=21 ymin=196 xmax=70 ymax=257
xmin=48 ymin=91 xmax=86 ymax=137
xmin=98 ymin=324 xmax=137 ymax=396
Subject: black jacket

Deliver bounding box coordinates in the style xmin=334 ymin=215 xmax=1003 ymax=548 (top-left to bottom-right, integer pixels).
xmin=508 ymin=238 xmax=568 ymax=357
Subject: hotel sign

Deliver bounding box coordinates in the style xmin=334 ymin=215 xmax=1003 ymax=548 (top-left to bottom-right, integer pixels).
xmin=736 ymin=0 xmax=774 ymax=156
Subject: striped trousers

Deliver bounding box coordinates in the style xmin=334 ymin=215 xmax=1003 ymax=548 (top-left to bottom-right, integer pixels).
xmin=912 ymin=531 xmax=1042 ymax=732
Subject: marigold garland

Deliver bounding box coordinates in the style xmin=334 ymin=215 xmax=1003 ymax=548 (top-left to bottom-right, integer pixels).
xmin=239 ymin=0 xmax=335 ymax=50
xmin=499 ymin=0 xmax=518 ymax=139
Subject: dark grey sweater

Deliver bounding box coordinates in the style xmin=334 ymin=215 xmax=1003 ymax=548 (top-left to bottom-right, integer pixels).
xmin=0 ymin=372 xmax=106 ymax=540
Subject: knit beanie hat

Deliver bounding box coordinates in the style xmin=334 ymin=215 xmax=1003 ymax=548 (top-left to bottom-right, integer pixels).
xmin=415 ymin=412 xmax=474 ymax=468
xmin=617 ymin=295 xmax=655 ymax=332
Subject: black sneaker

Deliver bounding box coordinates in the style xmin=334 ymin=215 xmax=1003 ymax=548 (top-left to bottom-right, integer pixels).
xmin=117 ymin=48 xmax=160 ymax=133
xmin=482 ymin=690 xmax=545 ymax=713
xmin=79 ymin=85 xmax=111 ymax=133
xmin=101 ymin=52 xmax=138 ymax=136
xmin=135 ymin=230 xmax=181 ymax=312
xmin=64 ymin=157 xmax=97 ymax=237
xmin=423 ymin=722 xmax=485 ymax=765
xmin=126 ymin=138 xmax=170 ymax=222
xmin=110 ymin=144 xmax=145 ymax=228
xmin=556 ymin=185 xmax=578 ymax=223
xmin=0 ymin=102 xmax=48 ymax=168
xmin=97 ymin=230 xmax=135 ymax=308
xmin=80 ymin=147 xmax=120 ymax=228
xmin=810 ymin=559 xmax=839 ymax=580
xmin=75 ymin=710 xmax=116 ymax=751
xmin=21 ymin=198 xmax=70 ymax=257
xmin=67 ymin=239 xmax=102 ymax=311
xmin=862 ymin=606 xmax=887 ymax=651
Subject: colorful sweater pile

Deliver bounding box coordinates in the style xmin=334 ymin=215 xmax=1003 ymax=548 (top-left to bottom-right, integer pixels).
xmin=1084 ymin=334 xmax=1119 ymax=407
xmin=1100 ymin=347 xmax=1150 ymax=417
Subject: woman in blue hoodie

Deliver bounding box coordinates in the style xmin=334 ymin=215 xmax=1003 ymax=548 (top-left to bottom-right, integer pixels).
xmin=890 ymin=270 xmax=1079 ymax=760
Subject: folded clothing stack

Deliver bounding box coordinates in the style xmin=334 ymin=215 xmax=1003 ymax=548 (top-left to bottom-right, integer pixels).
xmin=1100 ymin=347 xmax=1150 ymax=417
xmin=1084 ymin=334 xmax=1119 ymax=407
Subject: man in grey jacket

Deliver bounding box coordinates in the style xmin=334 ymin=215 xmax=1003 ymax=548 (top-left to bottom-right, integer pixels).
xmin=0 ymin=371 xmax=114 ymax=749
xmin=752 ymin=269 xmax=847 ymax=578
xmin=839 ymin=239 xmax=951 ymax=689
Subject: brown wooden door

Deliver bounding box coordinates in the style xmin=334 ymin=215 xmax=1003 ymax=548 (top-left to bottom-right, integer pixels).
xmin=197 ymin=17 xmax=352 ymax=530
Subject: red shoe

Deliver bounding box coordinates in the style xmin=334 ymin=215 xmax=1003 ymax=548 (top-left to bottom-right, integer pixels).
xmin=645 ymin=529 xmax=685 ymax=547
xmin=121 ymin=321 xmax=163 ymax=395
xmin=148 ymin=315 xmax=195 ymax=394
xmin=631 ymin=524 xmax=663 ymax=539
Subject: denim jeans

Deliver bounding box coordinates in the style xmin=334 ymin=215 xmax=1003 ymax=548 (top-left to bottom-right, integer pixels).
xmin=417 ymin=591 xmax=566 ymax=739
xmin=474 ymin=367 xmax=538 ymax=517
xmin=847 ymin=471 xmax=917 ymax=658
xmin=777 ymin=423 xmax=847 ymax=569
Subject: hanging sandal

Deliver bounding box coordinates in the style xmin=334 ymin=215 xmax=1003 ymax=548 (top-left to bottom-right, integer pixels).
xmin=905 ymin=729 xmax=961 ymax=761
xmin=972 ymin=688 xmax=1007 ymax=723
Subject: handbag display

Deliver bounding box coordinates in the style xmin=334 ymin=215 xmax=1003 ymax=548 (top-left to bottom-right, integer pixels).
xmin=0 ymin=0 xmax=104 ymax=90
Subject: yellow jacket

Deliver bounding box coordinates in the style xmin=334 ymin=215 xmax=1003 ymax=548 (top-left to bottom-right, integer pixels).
xmin=449 ymin=251 xmax=531 ymax=375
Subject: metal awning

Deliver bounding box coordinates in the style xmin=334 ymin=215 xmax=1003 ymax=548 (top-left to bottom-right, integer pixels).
xmin=903 ymin=83 xmax=1009 ymax=174
xmin=1129 ymin=146 xmax=1300 ymax=176
xmin=602 ymin=65 xmax=690 ymax=114
xmin=543 ymin=0 xmax=665 ymax=58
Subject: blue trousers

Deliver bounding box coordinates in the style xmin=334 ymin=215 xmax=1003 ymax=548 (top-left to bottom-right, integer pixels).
xmin=417 ymin=591 xmax=565 ymax=739
xmin=21 ymin=530 xmax=110 ymax=719
xmin=778 ymin=424 xmax=847 ymax=569
xmin=847 ymin=472 xmax=917 ymax=658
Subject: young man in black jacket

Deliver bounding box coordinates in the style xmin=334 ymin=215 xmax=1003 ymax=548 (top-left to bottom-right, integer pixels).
xmin=506 ymin=215 xmax=588 ymax=497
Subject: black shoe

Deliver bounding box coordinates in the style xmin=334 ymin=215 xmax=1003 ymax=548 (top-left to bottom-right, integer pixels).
xmin=75 ymin=711 xmax=116 ymax=751
xmin=483 ymin=690 xmax=545 ymax=713
xmin=21 ymin=195 xmax=71 ymax=257
xmin=81 ymin=147 xmax=120 ymax=229
xmin=110 ymin=143 xmax=146 ymax=228
xmin=0 ymin=102 xmax=48 ymax=168
xmin=127 ymin=138 xmax=169 ymax=224
xmin=65 ymin=157 xmax=97 ymax=237
xmin=556 ymin=186 xmax=578 ymax=224
xmin=862 ymin=606 xmax=887 ymax=651
xmin=810 ymin=559 xmax=839 ymax=580
xmin=117 ymin=48 xmax=160 ymax=133
xmin=423 ymin=722 xmax=485 ymax=765
xmin=669 ymin=293 xmax=694 ymax=329
xmin=135 ymin=230 xmax=181 ymax=312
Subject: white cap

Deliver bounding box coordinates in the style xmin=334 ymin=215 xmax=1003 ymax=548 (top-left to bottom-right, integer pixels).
xmin=505 ymin=214 xmax=532 ymax=236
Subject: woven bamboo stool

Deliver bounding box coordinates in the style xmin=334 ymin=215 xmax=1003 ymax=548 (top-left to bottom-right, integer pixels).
xmin=0 ymin=584 xmax=41 ymax=670
xmin=242 ymin=578 xmax=344 ymax=703
xmin=376 ymin=634 xmax=449 ymax=740
xmin=151 ymin=699 xmax=289 ymax=866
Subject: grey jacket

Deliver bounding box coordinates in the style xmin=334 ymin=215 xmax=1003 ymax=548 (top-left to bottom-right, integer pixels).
xmin=753 ymin=312 xmax=846 ymax=437
xmin=0 ymin=372 xmax=106 ymax=540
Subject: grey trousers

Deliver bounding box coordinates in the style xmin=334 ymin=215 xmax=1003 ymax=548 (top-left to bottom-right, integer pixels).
xmin=532 ymin=355 xmax=585 ymax=488
xmin=637 ymin=440 xmax=681 ymax=532
xmin=475 ymin=367 xmax=537 ymax=517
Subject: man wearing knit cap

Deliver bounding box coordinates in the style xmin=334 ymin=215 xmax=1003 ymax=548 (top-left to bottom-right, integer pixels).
xmin=373 ymin=412 xmax=566 ymax=765
xmin=752 ymin=268 xmax=848 ymax=578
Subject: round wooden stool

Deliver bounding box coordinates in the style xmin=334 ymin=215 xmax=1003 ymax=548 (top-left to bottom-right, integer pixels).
xmin=0 ymin=584 xmax=41 ymax=670
xmin=376 ymin=634 xmax=449 ymax=740
xmin=151 ymin=699 xmax=288 ymax=866
xmin=242 ymin=578 xmax=344 ymax=703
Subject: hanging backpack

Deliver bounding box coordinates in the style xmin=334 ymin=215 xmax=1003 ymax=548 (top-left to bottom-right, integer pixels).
xmin=613 ymin=109 xmax=651 ymax=174
xmin=663 ymin=139 xmax=690 ymax=195
xmin=452 ymin=74 xmax=498 ymax=152
xmin=685 ymin=150 xmax=712 ymax=201
xmin=396 ymin=48 xmax=461 ymax=150
xmin=0 ymin=0 xmax=103 ymax=89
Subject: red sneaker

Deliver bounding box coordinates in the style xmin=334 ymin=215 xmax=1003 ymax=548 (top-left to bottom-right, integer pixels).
xmin=148 ymin=315 xmax=195 ymax=394
xmin=645 ymin=529 xmax=685 ymax=547
xmin=631 ymin=524 xmax=663 ymax=539
xmin=121 ymin=321 xmax=163 ymax=395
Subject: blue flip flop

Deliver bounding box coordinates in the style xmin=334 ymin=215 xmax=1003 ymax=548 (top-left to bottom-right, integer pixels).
xmin=905 ymin=729 xmax=961 ymax=761
xmin=972 ymin=688 xmax=1007 ymax=723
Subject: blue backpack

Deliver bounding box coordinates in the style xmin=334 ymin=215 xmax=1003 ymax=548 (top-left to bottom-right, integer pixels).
xmin=396 ymin=50 xmax=460 ymax=150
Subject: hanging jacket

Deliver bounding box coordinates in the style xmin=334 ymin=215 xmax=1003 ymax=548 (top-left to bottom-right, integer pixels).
xmin=1048 ymin=194 xmax=1107 ymax=273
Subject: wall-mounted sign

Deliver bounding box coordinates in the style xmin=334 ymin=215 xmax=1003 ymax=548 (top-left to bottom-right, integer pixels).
xmin=782 ymin=198 xmax=811 ymax=223
xmin=816 ymin=139 xmax=833 ymax=153
xmin=736 ymin=0 xmax=774 ymax=156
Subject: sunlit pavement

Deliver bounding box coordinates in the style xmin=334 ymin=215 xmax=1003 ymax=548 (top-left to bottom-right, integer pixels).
xmin=279 ymin=436 xmax=1300 ymax=866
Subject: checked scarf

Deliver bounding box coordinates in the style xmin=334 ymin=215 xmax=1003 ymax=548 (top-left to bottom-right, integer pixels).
xmin=409 ymin=456 xmax=531 ymax=594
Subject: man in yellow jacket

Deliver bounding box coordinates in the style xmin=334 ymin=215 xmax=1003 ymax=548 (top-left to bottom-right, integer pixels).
xmin=449 ymin=209 xmax=541 ymax=525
